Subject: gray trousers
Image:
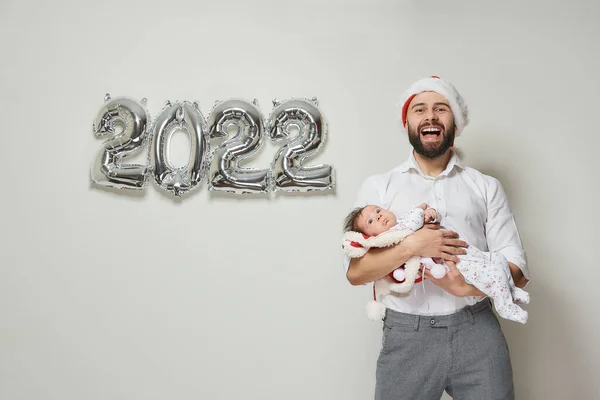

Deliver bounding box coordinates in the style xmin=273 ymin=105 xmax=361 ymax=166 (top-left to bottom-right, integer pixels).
xmin=375 ymin=299 xmax=515 ymax=400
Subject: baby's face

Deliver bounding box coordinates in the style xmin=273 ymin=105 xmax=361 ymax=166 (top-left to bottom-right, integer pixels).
xmin=356 ymin=205 xmax=397 ymax=236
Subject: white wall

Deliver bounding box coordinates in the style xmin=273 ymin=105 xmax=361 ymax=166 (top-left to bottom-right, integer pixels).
xmin=1 ymin=1 xmax=599 ymax=399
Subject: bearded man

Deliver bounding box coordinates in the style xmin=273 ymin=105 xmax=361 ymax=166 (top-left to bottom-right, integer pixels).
xmin=344 ymin=76 xmax=529 ymax=400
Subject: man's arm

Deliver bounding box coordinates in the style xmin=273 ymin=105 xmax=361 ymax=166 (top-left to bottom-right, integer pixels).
xmin=346 ymin=241 xmax=414 ymax=285
xmin=485 ymin=177 xmax=530 ymax=285
xmin=425 ymin=178 xmax=529 ymax=295
xmin=422 ymin=260 xmax=527 ymax=295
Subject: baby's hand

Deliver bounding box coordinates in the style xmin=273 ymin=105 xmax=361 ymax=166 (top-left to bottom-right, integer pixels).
xmin=416 ymin=203 xmax=428 ymax=210
xmin=424 ymin=207 xmax=438 ymax=223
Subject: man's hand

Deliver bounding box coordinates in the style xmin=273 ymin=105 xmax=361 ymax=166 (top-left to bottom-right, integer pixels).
xmin=403 ymin=224 xmax=468 ymax=263
xmin=508 ymin=262 xmax=528 ymax=288
xmin=421 ymin=260 xmax=485 ymax=297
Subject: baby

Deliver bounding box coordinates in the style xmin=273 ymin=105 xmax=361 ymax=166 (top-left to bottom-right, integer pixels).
xmin=343 ymin=204 xmax=530 ymax=324
xmin=344 ymin=204 xmax=449 ymax=282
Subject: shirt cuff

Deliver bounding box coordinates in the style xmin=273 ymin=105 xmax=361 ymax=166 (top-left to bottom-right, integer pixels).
xmin=497 ymin=248 xmax=529 ymax=282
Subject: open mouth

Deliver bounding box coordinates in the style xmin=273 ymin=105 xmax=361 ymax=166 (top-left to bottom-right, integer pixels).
xmin=420 ymin=126 xmax=443 ymax=141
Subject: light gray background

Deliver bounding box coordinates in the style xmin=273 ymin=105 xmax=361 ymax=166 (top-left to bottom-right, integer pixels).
xmin=1 ymin=0 xmax=598 ymax=399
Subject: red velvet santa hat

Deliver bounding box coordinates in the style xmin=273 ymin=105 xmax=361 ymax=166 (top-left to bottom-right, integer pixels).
xmin=400 ymin=76 xmax=469 ymax=136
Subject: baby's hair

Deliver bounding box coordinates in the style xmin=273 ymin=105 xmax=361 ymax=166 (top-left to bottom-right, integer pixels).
xmin=343 ymin=206 xmax=365 ymax=232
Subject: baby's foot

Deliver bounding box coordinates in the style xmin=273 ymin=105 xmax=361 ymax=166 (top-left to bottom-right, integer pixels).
xmin=496 ymin=303 xmax=529 ymax=324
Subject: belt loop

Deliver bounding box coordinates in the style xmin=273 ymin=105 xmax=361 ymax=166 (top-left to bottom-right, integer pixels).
xmin=413 ymin=315 xmax=420 ymax=331
xmin=466 ymin=306 xmax=474 ymax=325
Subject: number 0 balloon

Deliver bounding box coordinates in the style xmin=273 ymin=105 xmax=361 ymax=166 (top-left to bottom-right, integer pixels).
xmin=150 ymin=101 xmax=209 ymax=197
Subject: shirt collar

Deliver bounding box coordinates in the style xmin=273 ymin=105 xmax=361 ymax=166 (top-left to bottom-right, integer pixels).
xmin=396 ymin=149 xmax=464 ymax=177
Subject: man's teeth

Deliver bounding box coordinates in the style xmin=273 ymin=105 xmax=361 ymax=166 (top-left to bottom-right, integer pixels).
xmin=422 ymin=127 xmax=441 ymax=135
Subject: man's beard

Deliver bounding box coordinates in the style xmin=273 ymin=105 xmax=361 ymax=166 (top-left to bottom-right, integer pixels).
xmin=407 ymin=121 xmax=456 ymax=159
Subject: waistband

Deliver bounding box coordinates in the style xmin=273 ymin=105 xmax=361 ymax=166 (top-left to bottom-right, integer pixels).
xmin=383 ymin=298 xmax=492 ymax=329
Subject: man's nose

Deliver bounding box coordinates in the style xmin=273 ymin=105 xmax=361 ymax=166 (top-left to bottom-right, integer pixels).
xmin=425 ymin=109 xmax=438 ymax=121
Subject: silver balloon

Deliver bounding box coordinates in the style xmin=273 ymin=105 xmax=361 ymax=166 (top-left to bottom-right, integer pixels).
xmin=207 ymin=99 xmax=269 ymax=194
xmin=91 ymin=95 xmax=151 ymax=189
xmin=267 ymin=98 xmax=335 ymax=192
xmin=150 ymin=101 xmax=209 ymax=197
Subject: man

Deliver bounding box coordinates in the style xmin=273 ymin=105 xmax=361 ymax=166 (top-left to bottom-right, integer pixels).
xmin=344 ymin=76 xmax=529 ymax=400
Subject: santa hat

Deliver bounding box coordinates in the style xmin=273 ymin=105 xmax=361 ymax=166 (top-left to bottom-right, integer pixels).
xmin=399 ymin=76 xmax=469 ymax=136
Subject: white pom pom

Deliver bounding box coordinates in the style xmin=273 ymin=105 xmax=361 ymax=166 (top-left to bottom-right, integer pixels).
xmin=430 ymin=264 xmax=447 ymax=279
xmin=366 ymin=301 xmax=386 ymax=320
xmin=392 ymin=268 xmax=405 ymax=282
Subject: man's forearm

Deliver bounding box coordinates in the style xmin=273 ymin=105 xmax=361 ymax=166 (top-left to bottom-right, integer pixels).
xmin=346 ymin=242 xmax=413 ymax=285
xmin=508 ymin=262 xmax=528 ymax=288
xmin=461 ymin=283 xmax=485 ymax=297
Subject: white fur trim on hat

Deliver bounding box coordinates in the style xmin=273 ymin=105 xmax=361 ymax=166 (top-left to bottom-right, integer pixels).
xmin=399 ymin=76 xmax=469 ymax=136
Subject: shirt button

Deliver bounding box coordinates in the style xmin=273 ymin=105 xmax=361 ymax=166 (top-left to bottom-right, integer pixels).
xmin=430 ymin=319 xmax=436 ymax=325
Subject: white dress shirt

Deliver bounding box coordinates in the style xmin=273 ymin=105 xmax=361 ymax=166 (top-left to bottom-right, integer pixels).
xmin=343 ymin=150 xmax=528 ymax=316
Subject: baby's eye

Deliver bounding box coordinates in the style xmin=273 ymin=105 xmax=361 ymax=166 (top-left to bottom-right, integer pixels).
xmin=376 ymin=209 xmax=380 ymax=213
xmin=368 ymin=219 xmax=373 ymax=224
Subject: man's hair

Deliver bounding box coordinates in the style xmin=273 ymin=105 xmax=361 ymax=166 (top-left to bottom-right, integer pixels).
xmin=343 ymin=206 xmax=364 ymax=232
